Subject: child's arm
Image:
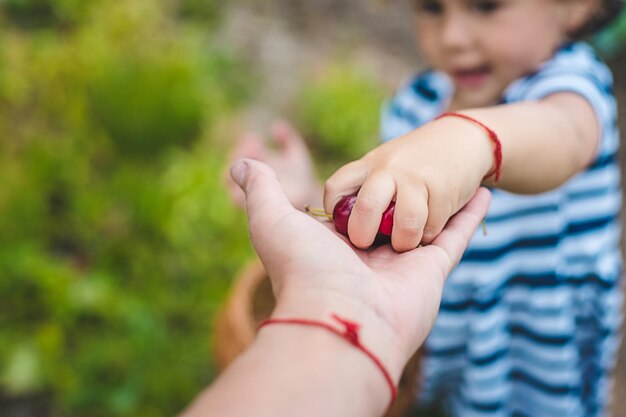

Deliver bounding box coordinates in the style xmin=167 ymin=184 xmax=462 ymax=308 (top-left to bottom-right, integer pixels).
xmin=462 ymin=92 xmax=599 ymax=193
xmin=323 ymin=92 xmax=599 ymax=252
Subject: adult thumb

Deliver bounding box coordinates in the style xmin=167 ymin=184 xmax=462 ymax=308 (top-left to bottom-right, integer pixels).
xmin=229 ymin=159 xmax=293 ymax=227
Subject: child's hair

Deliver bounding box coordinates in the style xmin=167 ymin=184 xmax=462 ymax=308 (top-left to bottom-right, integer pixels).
xmin=573 ymin=0 xmax=624 ymax=38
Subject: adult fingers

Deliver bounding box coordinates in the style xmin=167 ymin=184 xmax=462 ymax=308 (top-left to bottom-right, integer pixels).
xmin=348 ymin=172 xmax=396 ymax=249
xmin=230 ymin=159 xmax=294 ymax=240
xmin=420 ymin=188 xmax=453 ymax=245
xmin=430 ymin=188 xmax=491 ymax=272
xmin=391 ymin=184 xmax=428 ymax=252
xmin=225 ymin=132 xmax=268 ymax=195
xmin=323 ymin=160 xmax=368 ymax=214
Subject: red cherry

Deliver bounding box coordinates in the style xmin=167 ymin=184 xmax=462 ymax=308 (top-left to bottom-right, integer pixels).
xmin=332 ymin=195 xmax=395 ymax=242
xmin=331 ymin=195 xmax=356 ymax=236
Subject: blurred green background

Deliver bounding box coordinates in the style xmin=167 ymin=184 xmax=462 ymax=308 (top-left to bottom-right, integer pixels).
xmin=0 ymin=0 xmax=624 ymax=416
xmin=0 ymin=0 xmax=387 ymax=415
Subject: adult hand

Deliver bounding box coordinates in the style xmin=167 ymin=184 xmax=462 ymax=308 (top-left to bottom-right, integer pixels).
xmin=230 ymin=158 xmax=491 ymax=380
xmin=182 ymin=160 xmax=490 ymax=417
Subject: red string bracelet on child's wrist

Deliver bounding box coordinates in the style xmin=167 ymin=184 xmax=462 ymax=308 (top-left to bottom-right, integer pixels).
xmin=257 ymin=313 xmax=398 ymax=408
xmin=435 ymin=112 xmax=503 ymax=182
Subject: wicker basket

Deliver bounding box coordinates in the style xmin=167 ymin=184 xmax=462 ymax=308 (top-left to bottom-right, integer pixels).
xmin=214 ymin=258 xmax=422 ymax=417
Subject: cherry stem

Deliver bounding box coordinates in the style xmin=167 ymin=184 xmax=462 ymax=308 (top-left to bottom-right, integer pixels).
xmin=481 ymin=219 xmax=488 ymax=236
xmin=305 ymin=206 xmax=333 ymax=220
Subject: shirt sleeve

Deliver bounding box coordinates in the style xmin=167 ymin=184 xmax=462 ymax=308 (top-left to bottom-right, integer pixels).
xmin=380 ymin=70 xmax=452 ymax=142
xmin=503 ymin=43 xmax=617 ymax=152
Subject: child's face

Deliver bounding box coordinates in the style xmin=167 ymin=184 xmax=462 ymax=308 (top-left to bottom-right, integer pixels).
xmin=414 ymin=0 xmax=580 ymax=108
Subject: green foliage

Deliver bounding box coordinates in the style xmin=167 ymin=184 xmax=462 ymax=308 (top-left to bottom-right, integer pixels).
xmin=89 ymin=56 xmax=204 ymax=157
xmin=0 ymin=0 xmax=255 ymax=416
xmin=295 ymin=64 xmax=386 ymax=176
xmin=0 ymin=0 xmax=223 ymax=30
xmin=592 ymin=8 xmax=626 ymax=57
xmin=0 ymin=0 xmax=388 ymax=415
xmin=1 ymin=0 xmax=94 ymax=29
xmin=177 ymin=0 xmax=223 ymax=25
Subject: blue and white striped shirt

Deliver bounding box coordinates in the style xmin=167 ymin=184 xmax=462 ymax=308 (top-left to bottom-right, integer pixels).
xmin=381 ymin=42 xmax=623 ymax=417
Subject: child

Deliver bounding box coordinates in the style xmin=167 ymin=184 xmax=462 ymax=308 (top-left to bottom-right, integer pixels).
xmin=226 ymin=0 xmax=624 ymax=415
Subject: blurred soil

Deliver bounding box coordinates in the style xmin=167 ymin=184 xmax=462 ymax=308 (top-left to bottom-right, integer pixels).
xmin=220 ymin=0 xmax=626 ymax=415
xmin=216 ymin=0 xmax=418 ymax=126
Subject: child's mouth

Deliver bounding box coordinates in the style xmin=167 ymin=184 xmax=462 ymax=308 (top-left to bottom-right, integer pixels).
xmin=452 ymin=65 xmax=491 ymax=89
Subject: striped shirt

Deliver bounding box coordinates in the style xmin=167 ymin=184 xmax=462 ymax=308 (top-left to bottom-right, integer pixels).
xmin=380 ymin=42 xmax=624 ymax=417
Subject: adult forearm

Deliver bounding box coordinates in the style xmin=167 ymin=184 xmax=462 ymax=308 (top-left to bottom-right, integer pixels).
xmin=181 ymin=324 xmax=392 ymax=417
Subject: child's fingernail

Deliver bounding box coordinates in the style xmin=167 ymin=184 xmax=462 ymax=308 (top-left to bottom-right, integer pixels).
xmin=230 ymin=159 xmax=249 ymax=187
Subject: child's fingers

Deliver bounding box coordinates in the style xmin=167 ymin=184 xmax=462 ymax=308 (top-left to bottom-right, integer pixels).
xmin=391 ymin=184 xmax=428 ymax=252
xmin=348 ymin=172 xmax=396 ymax=249
xmin=324 ymin=160 xmax=368 ymax=214
xmin=421 ymin=189 xmax=453 ymax=244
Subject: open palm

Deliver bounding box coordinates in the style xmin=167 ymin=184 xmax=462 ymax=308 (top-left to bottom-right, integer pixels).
xmin=231 ymin=159 xmax=490 ymax=370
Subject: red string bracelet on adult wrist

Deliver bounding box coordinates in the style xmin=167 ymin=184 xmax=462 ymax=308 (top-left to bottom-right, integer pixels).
xmin=435 ymin=112 xmax=502 ymax=182
xmin=257 ymin=313 xmax=398 ymax=407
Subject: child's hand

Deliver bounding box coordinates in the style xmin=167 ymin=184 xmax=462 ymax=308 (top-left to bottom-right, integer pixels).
xmin=225 ymin=120 xmax=320 ymax=210
xmin=323 ymin=117 xmax=494 ymax=252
